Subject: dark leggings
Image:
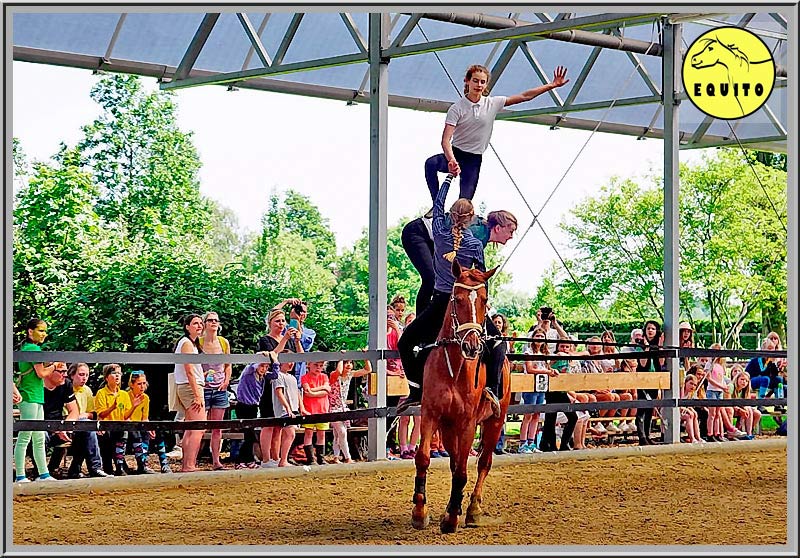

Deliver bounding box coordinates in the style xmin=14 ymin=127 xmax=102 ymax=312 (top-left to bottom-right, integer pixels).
xmin=401 ymin=218 xmax=435 ymax=315
xmin=424 ymin=146 xmax=482 ymax=202
xmin=235 ymin=403 xmax=259 ymax=464
xmin=539 ymin=391 xmax=578 ymax=452
xmin=636 ymin=388 xmax=659 ymax=440
xmin=398 ymin=290 xmax=505 ymax=395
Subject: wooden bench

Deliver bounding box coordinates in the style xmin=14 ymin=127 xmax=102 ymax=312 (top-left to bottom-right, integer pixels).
xmin=368 ymin=372 xmax=672 ymax=396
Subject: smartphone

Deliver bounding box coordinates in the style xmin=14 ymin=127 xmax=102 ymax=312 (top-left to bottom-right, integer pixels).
xmin=288 ymin=318 xmax=300 ymax=331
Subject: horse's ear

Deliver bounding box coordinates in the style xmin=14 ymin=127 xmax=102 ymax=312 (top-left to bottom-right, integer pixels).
xmin=451 ymin=258 xmax=463 ymax=278
xmin=483 ymin=266 xmax=499 ymax=281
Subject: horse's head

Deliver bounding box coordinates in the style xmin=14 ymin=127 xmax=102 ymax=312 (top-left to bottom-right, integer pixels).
xmin=448 ymin=259 xmax=497 ymax=359
xmin=691 ymin=38 xmax=721 ymax=69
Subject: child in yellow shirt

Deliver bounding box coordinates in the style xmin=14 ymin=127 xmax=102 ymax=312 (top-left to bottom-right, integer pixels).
xmin=94 ymin=364 xmax=133 ymax=475
xmin=127 ymin=371 xmax=171 ymax=474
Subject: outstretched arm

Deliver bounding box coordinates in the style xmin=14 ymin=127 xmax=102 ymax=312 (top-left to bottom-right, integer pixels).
xmin=504 ymin=66 xmax=569 ymax=107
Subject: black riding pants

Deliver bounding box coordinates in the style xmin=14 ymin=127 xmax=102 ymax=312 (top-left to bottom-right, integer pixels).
xmin=401 ymin=218 xmax=435 ymax=315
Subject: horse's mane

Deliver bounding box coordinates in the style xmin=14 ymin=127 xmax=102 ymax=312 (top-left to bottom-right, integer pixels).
xmin=713 ymin=36 xmax=751 ymax=66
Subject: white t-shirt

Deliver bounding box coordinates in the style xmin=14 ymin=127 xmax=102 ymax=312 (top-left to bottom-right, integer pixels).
xmin=173 ymin=337 xmax=204 ymax=386
xmin=445 ymin=95 xmax=507 ymax=155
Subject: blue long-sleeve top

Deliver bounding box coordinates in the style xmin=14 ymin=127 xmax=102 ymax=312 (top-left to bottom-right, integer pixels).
xmin=236 ymin=361 xmax=279 ymax=406
xmin=432 ymin=176 xmax=486 ymax=294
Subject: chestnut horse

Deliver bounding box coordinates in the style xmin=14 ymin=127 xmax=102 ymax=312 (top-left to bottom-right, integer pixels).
xmin=411 ymin=260 xmax=511 ymax=533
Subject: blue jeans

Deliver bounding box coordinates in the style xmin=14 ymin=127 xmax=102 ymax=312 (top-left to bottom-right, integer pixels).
xmin=424 ymin=146 xmax=482 ymax=202
xmin=68 ymin=419 xmax=104 ymax=475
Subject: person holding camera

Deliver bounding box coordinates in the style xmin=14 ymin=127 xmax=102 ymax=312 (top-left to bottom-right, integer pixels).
xmin=536 ymin=306 xmax=567 ymax=353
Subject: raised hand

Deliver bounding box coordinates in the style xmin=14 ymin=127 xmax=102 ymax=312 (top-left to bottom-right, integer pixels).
xmin=551 ymin=66 xmax=569 ymax=88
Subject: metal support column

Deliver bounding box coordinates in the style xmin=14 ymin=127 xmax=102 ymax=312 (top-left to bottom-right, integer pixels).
xmin=367 ymin=12 xmax=389 ymax=460
xmin=662 ymin=20 xmax=681 ymax=444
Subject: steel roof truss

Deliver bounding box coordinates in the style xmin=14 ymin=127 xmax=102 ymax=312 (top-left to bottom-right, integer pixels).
xmin=761 ymin=104 xmax=787 ymax=136
xmin=174 ymin=13 xmax=220 ymax=82
xmin=519 ymin=42 xmax=564 ymax=107
xmin=237 ymin=13 xmax=271 ymax=68
xmin=103 ymin=14 xmax=127 ymax=62
xmin=770 ymin=13 xmax=787 ymax=28
xmin=384 ymin=13 xmax=662 ymax=59
xmin=240 ymin=14 xmax=271 ymax=71
xmin=498 ymin=94 xmax=660 ymax=120
xmin=388 ymin=14 xmax=421 ymax=50
xmin=273 ymin=13 xmax=303 ymax=67
xmin=688 ymin=116 xmax=715 ymax=145
xmin=341 ymin=13 xmax=368 ymax=54
xmin=610 ymin=28 xmax=661 ymax=96
xmin=488 ymin=40 xmax=520 ymax=91
xmin=562 ymin=39 xmax=604 ymax=107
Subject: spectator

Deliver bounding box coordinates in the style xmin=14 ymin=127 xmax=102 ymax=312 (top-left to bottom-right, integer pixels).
xmin=272 ymin=351 xmax=306 ymax=467
xmin=491 ymin=313 xmax=513 ymax=352
xmin=235 ymin=352 xmax=279 ymax=469
xmin=583 ymin=336 xmax=621 ymax=436
xmin=126 ymin=371 xmax=171 ymax=474
xmin=258 ymin=309 xmax=302 ymax=467
xmin=680 ymin=374 xmax=704 ymax=444
xmin=13 ymin=319 xmax=59 ymax=483
xmin=746 ymin=337 xmax=783 ymax=399
xmin=301 ymin=361 xmax=331 ymax=466
xmin=519 ymin=327 xmax=549 ymax=453
xmin=616 ymin=354 xmax=640 ymax=434
xmin=688 ymin=364 xmax=713 ymax=441
xmin=634 ymin=321 xmax=664 ymax=446
xmin=600 ymin=330 xmax=620 ymax=372
xmin=389 ymin=295 xmax=408 ymax=328
xmin=729 ymin=365 xmax=759 ymax=440
xmin=42 ymin=362 xmax=79 ymax=478
xmin=66 ymin=362 xmax=109 ymax=478
xmin=198 ymin=311 xmax=232 ymax=471
xmin=706 ymin=343 xmax=747 ymax=441
xmin=536 ymin=306 xmax=568 ymax=353
xmin=539 ymin=338 xmax=578 ymax=452
xmin=172 ymin=314 xmax=206 ymax=473
xmin=560 ymin=338 xmax=595 ymax=449
xmin=386 ymin=309 xmax=406 ymax=457
xmin=94 ymin=364 xmax=133 ymax=475
xmin=329 ymin=358 xmax=372 ymax=463
xmin=679 ymin=321 xmax=695 ymax=371
xmin=272 ymin=298 xmax=316 ymax=388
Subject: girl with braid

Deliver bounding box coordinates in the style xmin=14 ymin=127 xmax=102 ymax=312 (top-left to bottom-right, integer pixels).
xmin=397 ymin=174 xmax=516 ymax=414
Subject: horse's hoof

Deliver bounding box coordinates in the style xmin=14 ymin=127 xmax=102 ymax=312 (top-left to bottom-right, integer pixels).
xmin=465 ymin=513 xmax=483 ymax=527
xmin=411 ymin=512 xmax=430 ymax=530
xmin=439 ymin=515 xmax=458 ymax=534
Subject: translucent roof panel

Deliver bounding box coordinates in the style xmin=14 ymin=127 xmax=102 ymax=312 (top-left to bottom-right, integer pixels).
xmin=11 ymin=10 xmax=790 ymax=152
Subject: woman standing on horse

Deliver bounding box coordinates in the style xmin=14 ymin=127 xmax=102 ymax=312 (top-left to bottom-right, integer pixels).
xmin=397 ymin=174 xmax=517 ymax=414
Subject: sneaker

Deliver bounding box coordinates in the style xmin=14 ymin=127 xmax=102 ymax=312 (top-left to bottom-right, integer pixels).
xmin=166 ymin=447 xmax=183 ymax=459
xmin=261 ymin=460 xmax=279 ymax=468
xmin=605 ymin=423 xmax=621 ymax=435
xmin=728 ymin=428 xmax=747 ymax=438
xmin=88 ymin=470 xmax=110 ymax=478
xmin=518 ymin=442 xmax=531 ymax=454
xmin=438 ymin=449 xmax=448 ymax=458
xmin=139 ymin=466 xmax=158 ymax=475
xmin=593 ymin=423 xmax=608 ymax=434
xmin=429 ymin=450 xmax=441 ymax=459
xmin=36 ymin=475 xmax=58 ymax=482
xmin=160 ymin=464 xmax=173 ymax=474
xmin=531 ymin=446 xmax=543 ymax=453
xmin=15 ymin=477 xmax=31 ymax=483
xmin=114 ymin=469 xmax=127 ymax=476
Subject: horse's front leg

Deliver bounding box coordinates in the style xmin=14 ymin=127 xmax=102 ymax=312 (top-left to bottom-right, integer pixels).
xmin=466 ymin=413 xmax=503 ymax=526
xmin=412 ymin=413 xmax=437 ymax=529
xmin=439 ymin=423 xmax=474 ymax=534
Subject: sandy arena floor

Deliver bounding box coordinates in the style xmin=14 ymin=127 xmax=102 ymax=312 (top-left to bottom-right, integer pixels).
xmin=12 ymin=442 xmax=787 ymax=547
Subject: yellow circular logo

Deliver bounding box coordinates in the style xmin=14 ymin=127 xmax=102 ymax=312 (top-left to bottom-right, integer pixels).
xmin=682 ymin=26 xmax=775 ymax=120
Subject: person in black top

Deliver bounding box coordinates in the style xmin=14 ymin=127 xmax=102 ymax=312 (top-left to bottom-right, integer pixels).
xmin=635 ymin=320 xmax=665 ymax=446
xmin=40 ymin=363 xmax=79 ymax=477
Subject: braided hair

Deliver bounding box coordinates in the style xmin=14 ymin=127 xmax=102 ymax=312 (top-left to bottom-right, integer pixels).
xmin=443 ymin=198 xmax=474 ymax=263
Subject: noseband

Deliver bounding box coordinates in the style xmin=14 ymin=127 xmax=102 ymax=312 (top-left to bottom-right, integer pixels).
xmin=449 ymin=281 xmax=487 ymax=360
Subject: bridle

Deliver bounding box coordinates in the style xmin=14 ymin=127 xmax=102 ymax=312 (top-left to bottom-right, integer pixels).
xmin=446 ymin=281 xmax=487 ymax=362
